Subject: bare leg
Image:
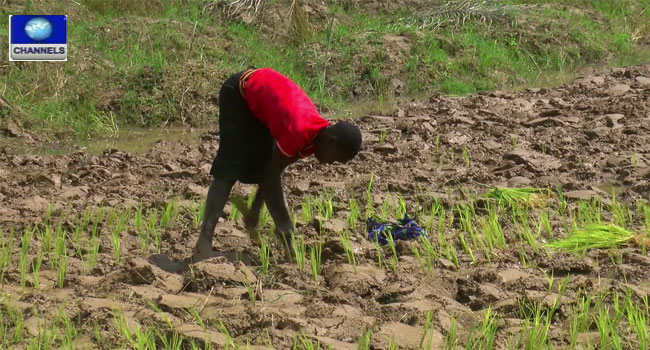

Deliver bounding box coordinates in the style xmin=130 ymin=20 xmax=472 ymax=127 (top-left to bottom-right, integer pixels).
xmin=262 ymin=180 xmax=295 ymax=258
xmin=192 ymin=178 xmax=235 ymax=262
xmin=244 ymin=188 xmax=264 ymax=231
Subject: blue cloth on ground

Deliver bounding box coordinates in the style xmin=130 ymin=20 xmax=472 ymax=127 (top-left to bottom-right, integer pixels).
xmin=366 ymin=214 xmax=427 ymax=245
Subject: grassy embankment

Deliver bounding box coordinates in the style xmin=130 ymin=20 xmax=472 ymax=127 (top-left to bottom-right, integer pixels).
xmin=0 ymin=0 xmax=648 ymax=137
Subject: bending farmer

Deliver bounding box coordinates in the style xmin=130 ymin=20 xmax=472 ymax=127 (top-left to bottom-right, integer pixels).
xmin=193 ymin=68 xmax=362 ymax=262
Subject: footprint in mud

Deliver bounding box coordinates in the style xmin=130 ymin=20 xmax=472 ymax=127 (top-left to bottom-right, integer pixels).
xmin=148 ymin=251 xmax=257 ymax=274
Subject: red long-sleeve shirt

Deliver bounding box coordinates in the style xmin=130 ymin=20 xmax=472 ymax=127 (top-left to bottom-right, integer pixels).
xmin=242 ymin=68 xmax=331 ymax=159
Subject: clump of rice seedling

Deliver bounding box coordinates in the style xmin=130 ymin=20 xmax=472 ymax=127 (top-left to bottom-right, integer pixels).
xmin=419 ymin=310 xmax=436 ymax=350
xmin=379 ymin=129 xmax=387 ymax=145
xmin=547 ymin=223 xmax=650 ymax=253
xmin=301 ymin=195 xmax=313 ymax=224
xmin=465 ymin=307 xmax=499 ymax=350
xmin=19 ymin=226 xmax=33 ymax=288
xmin=483 ymin=187 xmax=550 ymax=208
xmin=292 ymin=332 xmax=322 ymax=350
xmin=413 ymin=236 xmax=436 ymax=275
xmin=445 ymin=317 xmax=458 ymax=350
xmin=517 ymin=302 xmax=553 ymax=349
xmin=193 ymin=201 xmax=206 ymax=229
xmin=160 ymin=199 xmax=179 ymax=229
xmin=148 ymin=209 xmax=161 ymax=253
xmin=385 ymin=229 xmax=399 ymax=273
xmin=259 ymin=236 xmax=270 ymax=275
xmin=292 ymin=235 xmax=307 ymax=269
xmin=314 ymin=190 xmax=334 ymax=222
xmin=32 ymin=248 xmax=44 ymax=290
xmin=0 ymin=230 xmax=14 ymax=283
xmin=462 ymin=147 xmax=470 ymax=167
xmin=365 ymin=172 xmax=375 ymax=218
xmin=357 ymin=327 xmax=372 ymax=350
xmin=348 ymin=198 xmax=361 ymax=230
xmin=309 ymin=241 xmax=322 ymax=282
xmin=338 ymin=230 xmax=356 ymax=270
xmin=610 ymin=195 xmax=633 ymax=229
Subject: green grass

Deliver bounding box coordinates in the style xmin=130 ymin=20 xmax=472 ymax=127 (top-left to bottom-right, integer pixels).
xmin=1 ymin=1 xmax=649 ymax=137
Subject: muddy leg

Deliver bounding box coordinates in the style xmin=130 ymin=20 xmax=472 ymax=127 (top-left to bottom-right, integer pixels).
xmin=192 ymin=178 xmax=234 ymax=262
xmin=244 ymin=188 xmax=264 ymax=231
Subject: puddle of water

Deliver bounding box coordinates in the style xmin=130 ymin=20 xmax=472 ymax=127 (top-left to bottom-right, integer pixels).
xmin=596 ymin=180 xmax=627 ymax=197
xmin=3 ymin=127 xmax=211 ymax=156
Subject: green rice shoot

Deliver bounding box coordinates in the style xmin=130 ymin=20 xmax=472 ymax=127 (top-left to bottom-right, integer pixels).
xmin=483 ymin=187 xmax=550 ymax=207
xmin=547 ymin=223 xmax=650 ymax=253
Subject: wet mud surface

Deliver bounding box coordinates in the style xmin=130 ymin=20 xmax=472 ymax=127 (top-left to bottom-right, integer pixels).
xmin=1 ymin=65 xmax=650 ymax=349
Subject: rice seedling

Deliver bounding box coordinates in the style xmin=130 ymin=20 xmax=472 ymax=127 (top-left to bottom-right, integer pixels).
xmin=54 ymin=223 xmax=67 ymax=288
xmin=301 ymin=195 xmax=314 ymax=224
xmin=465 ymin=306 xmax=498 ymax=350
xmin=385 ymin=229 xmax=399 ymax=273
xmin=215 ymin=319 xmax=238 ymax=349
xmin=57 ymin=306 xmax=78 ymax=348
xmin=380 ymin=196 xmax=393 ymax=221
xmin=457 ymin=232 xmax=475 ymax=264
xmin=484 ymin=187 xmax=549 ymax=208
xmin=537 ymin=211 xmax=552 ymax=239
xmin=419 ymin=310 xmax=436 ymax=350
xmin=575 ymin=199 xmax=602 ymax=227
xmin=388 ymin=337 xmax=399 ymax=350
xmin=517 ymin=302 xmax=552 ymax=350
xmin=396 ymin=195 xmax=407 ymax=220
xmin=243 ymin=278 xmax=256 ymax=306
xmin=134 ymin=206 xmax=150 ymax=253
xmin=568 ymin=294 xmax=593 ymax=348
xmin=292 ymin=235 xmax=307 ymax=269
xmin=610 ymin=195 xmax=632 ymax=229
xmin=365 ymin=172 xmax=375 ymax=218
xmin=0 ymin=230 xmax=13 ymax=283
xmin=444 ymin=317 xmax=458 ymax=350
xmin=379 ymin=129 xmax=387 ymax=145
xmin=419 ymin=237 xmax=437 ymax=275
xmin=193 ymin=201 xmax=206 ymax=229
xmin=596 ymin=306 xmax=623 ymax=350
xmin=4 ymin=298 xmax=25 ymax=343
xmin=187 ymin=306 xmax=207 ymax=331
xmin=338 ymin=230 xmax=356 ymax=269
xmin=32 ymin=248 xmax=43 ymax=290
xmin=111 ymin=218 xmax=123 ymax=264
xmin=640 ymin=201 xmax=650 ymax=234
xmin=514 ymin=214 xmax=539 ymax=253
xmin=547 ymin=223 xmax=650 ymax=253
xmin=357 ymin=327 xmax=372 ymax=350
xmin=437 ymin=228 xmax=458 ymax=268
xmin=371 ymin=239 xmax=385 ymax=269
xmin=148 ymin=209 xmax=162 ymax=253
xmin=259 ymin=236 xmax=270 ymax=275
xmin=160 ymin=199 xmax=179 ymax=229
xmin=480 ymin=206 xmax=505 ymax=252
xmin=40 ymin=223 xmax=53 ymax=257
xmin=626 ymin=294 xmax=648 ymax=349
xmin=309 ymin=241 xmax=322 ymax=282
xmin=462 ymin=147 xmax=470 ymax=168
xmin=292 ymin=332 xmax=322 ymax=350
xmin=19 ymin=226 xmax=33 ymax=288
xmin=348 ymin=198 xmax=361 ymax=230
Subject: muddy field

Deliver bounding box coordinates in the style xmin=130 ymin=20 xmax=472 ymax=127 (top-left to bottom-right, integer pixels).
xmin=1 ymin=65 xmax=650 ymax=349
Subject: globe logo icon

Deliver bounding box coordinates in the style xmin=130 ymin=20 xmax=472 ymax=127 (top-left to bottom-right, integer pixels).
xmin=24 ymin=17 xmax=53 ymax=41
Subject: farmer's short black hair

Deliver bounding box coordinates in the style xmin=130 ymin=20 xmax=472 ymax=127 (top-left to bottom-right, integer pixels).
xmin=331 ymin=121 xmax=362 ymax=162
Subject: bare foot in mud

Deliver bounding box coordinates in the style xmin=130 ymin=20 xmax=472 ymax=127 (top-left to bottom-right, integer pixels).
xmin=191 ymin=248 xmax=223 ymax=263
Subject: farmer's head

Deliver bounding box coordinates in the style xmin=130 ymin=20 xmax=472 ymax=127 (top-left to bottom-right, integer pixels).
xmin=314 ymin=121 xmax=362 ymax=164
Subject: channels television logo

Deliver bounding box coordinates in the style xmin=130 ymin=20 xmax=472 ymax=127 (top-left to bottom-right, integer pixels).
xmin=9 ymin=15 xmax=67 ymax=61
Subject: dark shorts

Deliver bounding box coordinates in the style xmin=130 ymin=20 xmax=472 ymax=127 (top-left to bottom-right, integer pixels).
xmin=209 ymin=71 xmax=274 ymax=184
